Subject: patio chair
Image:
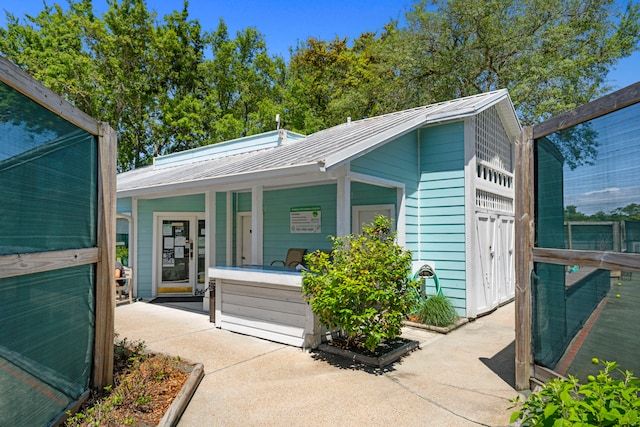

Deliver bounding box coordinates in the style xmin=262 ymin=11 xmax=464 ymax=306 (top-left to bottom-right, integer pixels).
xmin=270 ymin=248 xmax=306 ymax=268
xmin=116 ymin=266 xmax=133 ymax=304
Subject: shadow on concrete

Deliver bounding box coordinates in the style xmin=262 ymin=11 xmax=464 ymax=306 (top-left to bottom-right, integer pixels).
xmin=479 ymin=340 xmax=516 ymax=389
xmin=146 ymin=297 xmax=208 ymax=315
xmin=310 ymin=341 xmax=420 ymax=376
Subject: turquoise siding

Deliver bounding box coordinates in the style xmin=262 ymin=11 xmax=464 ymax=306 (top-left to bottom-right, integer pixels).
xmin=419 ymin=122 xmax=467 ymax=314
xmin=117 ymin=197 xmax=132 ymax=213
xmin=136 ymin=194 xmax=205 ymax=297
xmin=351 ymin=132 xmax=420 ymax=250
xmin=351 ymin=182 xmax=398 ymax=232
xmin=263 ymin=185 xmax=336 ymax=264
xmin=215 ymin=192 xmax=227 ymax=266
xmin=236 ymin=192 xmax=251 ymax=212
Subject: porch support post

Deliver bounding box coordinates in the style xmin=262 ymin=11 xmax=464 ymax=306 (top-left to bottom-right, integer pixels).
xmin=226 ymin=192 xmax=232 ymax=266
xmin=204 ymin=190 xmax=216 ymax=311
xmin=336 ymin=169 xmax=351 ymax=237
xmin=131 ymin=197 xmax=138 ymax=298
xmin=251 ymin=186 xmax=263 ymax=264
xmin=396 ymin=186 xmax=406 ymax=246
xmin=515 ymin=126 xmax=534 ymax=390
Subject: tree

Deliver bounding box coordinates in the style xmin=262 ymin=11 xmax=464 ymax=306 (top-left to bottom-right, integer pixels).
xmin=388 ymin=0 xmax=640 ymax=125
xmin=0 ymin=1 xmax=101 ymax=118
xmin=0 ymin=1 xmax=285 ymax=170
xmin=564 ymin=205 xmax=589 ymax=221
xmin=203 ymin=20 xmax=286 ymax=142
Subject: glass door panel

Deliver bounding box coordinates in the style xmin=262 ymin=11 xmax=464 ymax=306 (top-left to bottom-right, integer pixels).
xmin=159 ymin=219 xmax=192 ymax=294
xmin=197 ymin=219 xmax=206 ymax=293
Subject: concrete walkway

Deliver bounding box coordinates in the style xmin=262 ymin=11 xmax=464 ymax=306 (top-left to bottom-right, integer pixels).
xmin=115 ymin=302 xmax=523 ymax=426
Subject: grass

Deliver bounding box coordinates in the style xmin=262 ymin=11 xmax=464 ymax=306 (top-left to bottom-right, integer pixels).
xmin=413 ymin=294 xmax=457 ymax=328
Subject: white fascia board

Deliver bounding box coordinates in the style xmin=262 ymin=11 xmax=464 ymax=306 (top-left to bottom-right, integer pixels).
xmin=321 ymin=115 xmax=429 ymax=171
xmin=425 ymin=90 xmax=508 ymax=123
xmin=117 ymin=162 xmax=322 ymax=198
xmin=495 ymin=97 xmax=522 ymax=141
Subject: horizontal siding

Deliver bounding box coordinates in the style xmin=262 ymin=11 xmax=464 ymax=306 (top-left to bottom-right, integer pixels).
xmin=263 ymin=184 xmax=336 ymax=264
xmin=216 ymin=192 xmax=227 ymax=266
xmin=117 ymin=197 xmax=132 ymax=213
xmin=350 ymin=132 xmax=419 ymax=184
xmin=237 ymin=192 xmax=251 ymax=212
xmin=351 ymin=131 xmax=420 ymax=256
xmin=351 ymin=182 xmax=396 ymax=208
xmin=419 ymin=122 xmax=467 ymax=315
xmin=219 ymin=281 xmax=306 ymax=347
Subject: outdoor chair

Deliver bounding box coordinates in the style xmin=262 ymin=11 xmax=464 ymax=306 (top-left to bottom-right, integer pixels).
xmin=116 ymin=266 xmax=133 ymax=304
xmin=270 ymin=248 xmax=306 ymax=268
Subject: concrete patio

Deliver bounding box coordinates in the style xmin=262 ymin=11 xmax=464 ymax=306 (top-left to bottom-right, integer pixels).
xmin=115 ymin=301 xmax=523 ymax=426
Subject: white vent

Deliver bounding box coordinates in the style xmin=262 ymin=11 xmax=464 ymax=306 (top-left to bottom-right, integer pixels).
xmin=476 ymin=106 xmax=513 ymax=172
xmin=476 ymin=189 xmax=513 ymax=213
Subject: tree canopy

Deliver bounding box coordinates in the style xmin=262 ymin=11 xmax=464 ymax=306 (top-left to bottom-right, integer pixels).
xmin=1 ymin=0 xmax=638 ymax=170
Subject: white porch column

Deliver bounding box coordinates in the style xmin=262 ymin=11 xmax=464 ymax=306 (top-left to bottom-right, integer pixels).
xmin=336 ymin=174 xmax=351 ymax=236
xmin=203 ymin=190 xmax=216 ymax=311
xmin=131 ymin=196 xmax=138 ymax=298
xmin=226 ymin=191 xmax=232 ymax=266
xmin=251 ymin=185 xmax=264 ymax=264
xmin=396 ymin=187 xmax=406 ymax=246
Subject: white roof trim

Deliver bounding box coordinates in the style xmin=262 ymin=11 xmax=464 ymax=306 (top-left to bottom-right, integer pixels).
xmin=117 ymin=162 xmax=320 ymax=198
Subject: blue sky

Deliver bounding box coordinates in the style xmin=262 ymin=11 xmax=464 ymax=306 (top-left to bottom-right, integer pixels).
xmin=562 ymin=102 xmax=640 ymax=215
xmin=1 ymin=0 xmax=638 ymax=93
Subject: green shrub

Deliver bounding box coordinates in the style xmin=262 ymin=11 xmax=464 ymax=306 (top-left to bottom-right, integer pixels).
xmin=302 ymin=215 xmax=420 ymax=352
xmin=414 ymin=294 xmax=457 ymax=327
xmin=510 ymin=359 xmax=640 ymax=426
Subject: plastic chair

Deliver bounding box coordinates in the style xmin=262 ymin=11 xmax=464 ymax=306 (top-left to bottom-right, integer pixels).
xmin=270 ymin=248 xmax=306 ymax=267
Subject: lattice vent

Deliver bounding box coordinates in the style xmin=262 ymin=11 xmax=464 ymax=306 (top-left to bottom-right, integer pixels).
xmin=476 ymin=107 xmax=513 ymax=172
xmin=476 ymin=189 xmax=513 ymax=213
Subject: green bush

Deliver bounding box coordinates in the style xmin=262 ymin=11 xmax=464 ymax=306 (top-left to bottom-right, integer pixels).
xmin=414 ymin=294 xmax=457 ymax=327
xmin=302 ymin=215 xmax=420 ymax=352
xmin=510 ymin=359 xmax=640 ymax=426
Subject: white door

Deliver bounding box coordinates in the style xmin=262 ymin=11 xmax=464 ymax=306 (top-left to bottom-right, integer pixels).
xmin=474 ymin=213 xmax=499 ymax=314
xmin=237 ymin=213 xmax=252 ymax=265
xmin=352 ymin=204 xmax=395 ymax=235
xmin=157 ymin=216 xmax=199 ymax=295
xmin=497 ymin=216 xmax=515 ymax=303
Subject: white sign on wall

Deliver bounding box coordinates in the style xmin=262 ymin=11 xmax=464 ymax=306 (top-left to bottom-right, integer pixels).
xmin=290 ymin=206 xmax=321 ymax=233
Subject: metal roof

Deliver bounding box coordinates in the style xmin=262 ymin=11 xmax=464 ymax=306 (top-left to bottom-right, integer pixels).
xmin=117 ymin=89 xmax=519 ymax=197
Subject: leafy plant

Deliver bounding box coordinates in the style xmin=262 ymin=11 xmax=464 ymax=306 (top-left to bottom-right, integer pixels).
xmin=302 ymin=215 xmax=420 ymax=352
xmin=414 ymin=294 xmax=457 ymax=328
xmin=510 ymin=359 xmax=640 ymax=426
xmin=116 ymin=245 xmax=129 ymax=264
xmin=66 ymin=337 xmax=188 ymax=426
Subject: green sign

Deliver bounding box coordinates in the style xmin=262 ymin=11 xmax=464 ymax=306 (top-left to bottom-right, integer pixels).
xmin=290 ymin=206 xmax=321 ymax=233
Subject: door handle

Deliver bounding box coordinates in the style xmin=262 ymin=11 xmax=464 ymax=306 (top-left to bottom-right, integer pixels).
xmin=190 ymin=242 xmax=194 ymax=260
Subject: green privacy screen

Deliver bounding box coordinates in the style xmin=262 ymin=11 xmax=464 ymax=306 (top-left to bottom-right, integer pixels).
xmin=0 ymin=81 xmax=98 ymax=425
xmin=533 ymin=101 xmax=640 ymax=381
xmin=0 ymin=82 xmax=97 ymax=254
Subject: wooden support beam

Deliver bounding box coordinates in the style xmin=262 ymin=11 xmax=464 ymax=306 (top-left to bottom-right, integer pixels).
xmin=0 ymin=248 xmax=98 ymax=279
xmin=92 ymin=122 xmax=117 ymax=388
xmin=533 ymin=248 xmax=640 ymax=273
xmin=533 ymin=82 xmax=640 ymax=139
xmin=514 ymin=126 xmax=534 ymax=390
